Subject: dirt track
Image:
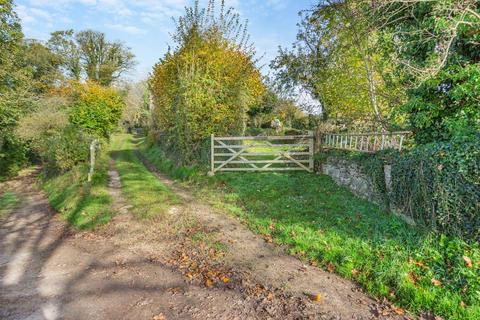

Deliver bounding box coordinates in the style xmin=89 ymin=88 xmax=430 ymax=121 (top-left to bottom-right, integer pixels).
xmin=0 ymin=164 xmax=405 ymax=320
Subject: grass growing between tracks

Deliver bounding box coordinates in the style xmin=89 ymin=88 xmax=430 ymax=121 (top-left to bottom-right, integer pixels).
xmin=110 ymin=134 xmax=180 ymax=219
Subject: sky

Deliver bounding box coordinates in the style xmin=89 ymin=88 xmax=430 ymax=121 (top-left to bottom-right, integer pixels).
xmin=14 ymin=0 xmax=317 ymax=81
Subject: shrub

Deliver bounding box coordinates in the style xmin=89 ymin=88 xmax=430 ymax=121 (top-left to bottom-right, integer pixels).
xmin=0 ymin=94 xmax=31 ymax=180
xmin=0 ymin=133 xmax=28 ymax=180
xmin=391 ymin=136 xmax=480 ymax=242
xmin=69 ymin=82 xmax=125 ymax=138
xmin=42 ymin=125 xmax=92 ymax=174
xmin=149 ymin=1 xmax=264 ymax=165
xmin=16 ymin=97 xmax=70 ymax=156
xmin=16 ymin=94 xmax=96 ymax=174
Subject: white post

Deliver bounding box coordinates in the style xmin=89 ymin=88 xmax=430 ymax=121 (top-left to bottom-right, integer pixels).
xmin=87 ymin=139 xmax=98 ymax=182
xmin=208 ymin=134 xmax=215 ymax=176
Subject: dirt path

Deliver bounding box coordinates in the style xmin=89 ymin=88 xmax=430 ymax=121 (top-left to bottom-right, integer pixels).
xmin=0 ymin=162 xmax=406 ymax=319
xmin=0 ymin=170 xmax=267 ymax=320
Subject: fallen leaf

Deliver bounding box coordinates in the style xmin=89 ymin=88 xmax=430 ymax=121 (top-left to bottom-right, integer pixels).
xmin=326 ymin=262 xmax=335 ymax=273
xmin=267 ymin=292 xmax=274 ymax=301
xmin=409 ymin=258 xmax=427 ymax=268
xmin=393 ymin=307 xmax=405 ymax=315
xmin=167 ymin=287 xmax=181 ymax=294
xmin=431 ymin=278 xmax=442 ymax=287
xmin=205 ymin=278 xmax=212 ymax=288
xmin=264 ymin=234 xmax=273 ymax=243
xmin=309 ymin=293 xmax=321 ymax=302
xmin=463 ymin=256 xmax=473 ymax=268
xmin=152 ymin=314 xmax=166 ymax=320
xmin=407 ymin=272 xmax=418 ymax=285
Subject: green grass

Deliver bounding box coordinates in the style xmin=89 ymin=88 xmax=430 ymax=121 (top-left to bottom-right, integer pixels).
xmin=0 ymin=191 xmax=20 ymax=218
xmin=110 ymin=134 xmax=180 ymax=219
xmin=140 ymin=140 xmax=201 ymax=181
xmin=42 ymin=152 xmax=113 ymax=229
xmin=140 ymin=140 xmax=480 ymax=320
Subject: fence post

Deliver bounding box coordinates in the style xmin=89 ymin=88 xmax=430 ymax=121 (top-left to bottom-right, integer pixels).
xmin=87 ymin=139 xmax=98 ymax=182
xmin=208 ymin=134 xmax=215 ymax=176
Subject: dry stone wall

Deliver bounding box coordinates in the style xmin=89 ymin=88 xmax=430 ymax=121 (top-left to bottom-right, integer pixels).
xmin=321 ymin=157 xmax=385 ymax=206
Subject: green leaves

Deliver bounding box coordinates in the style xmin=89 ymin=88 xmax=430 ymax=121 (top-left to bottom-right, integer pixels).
xmin=391 ymin=136 xmax=480 ymax=242
xmin=69 ymin=82 xmax=125 ymax=138
xmin=375 ymin=0 xmax=480 ymax=143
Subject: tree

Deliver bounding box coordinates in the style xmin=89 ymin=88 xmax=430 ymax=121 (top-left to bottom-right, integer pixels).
xmin=47 ymin=30 xmax=81 ymax=81
xmin=149 ymin=0 xmax=264 ymax=164
xmin=47 ymin=29 xmax=136 ymax=86
xmin=0 ymin=0 xmax=30 ymax=178
xmin=271 ymin=0 xmax=405 ymax=130
xmin=69 ymin=82 xmax=125 ymax=138
xmin=121 ymin=81 xmax=150 ymax=130
xmin=23 ymin=39 xmax=62 ymax=93
xmin=372 ymin=0 xmax=480 ymax=143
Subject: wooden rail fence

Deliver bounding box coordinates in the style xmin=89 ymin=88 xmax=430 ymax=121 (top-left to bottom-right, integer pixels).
xmin=209 ymin=133 xmax=314 ymax=175
xmin=319 ymin=131 xmax=410 ymax=153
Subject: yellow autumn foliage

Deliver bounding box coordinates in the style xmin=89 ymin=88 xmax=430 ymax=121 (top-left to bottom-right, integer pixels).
xmin=149 ymin=2 xmax=264 ymax=164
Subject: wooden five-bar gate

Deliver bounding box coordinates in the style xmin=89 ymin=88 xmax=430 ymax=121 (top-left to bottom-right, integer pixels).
xmin=209 ymin=133 xmax=314 ymax=175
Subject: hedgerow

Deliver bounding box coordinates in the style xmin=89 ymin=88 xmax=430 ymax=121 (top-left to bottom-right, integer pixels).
xmin=390 ymin=136 xmax=480 ymax=242
xmin=149 ymin=1 xmax=264 ymax=165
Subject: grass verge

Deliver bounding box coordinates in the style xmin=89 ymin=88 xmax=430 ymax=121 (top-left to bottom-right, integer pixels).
xmin=110 ymin=134 xmax=180 ymax=219
xmin=42 ymin=151 xmax=113 ymax=229
xmin=0 ymin=191 xmax=20 ymax=218
xmin=140 ymin=139 xmax=480 ymax=320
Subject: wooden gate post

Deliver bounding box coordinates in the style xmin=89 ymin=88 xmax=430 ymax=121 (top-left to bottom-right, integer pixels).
xmin=208 ymin=134 xmax=215 ymax=176
xmin=314 ymin=128 xmax=323 ymax=153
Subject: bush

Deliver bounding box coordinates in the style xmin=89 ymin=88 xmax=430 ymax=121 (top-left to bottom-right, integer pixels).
xmin=69 ymin=82 xmax=125 ymax=138
xmin=16 ymin=93 xmax=101 ymax=174
xmin=391 ymin=136 xmax=480 ymax=242
xmin=149 ymin=1 xmax=264 ymax=165
xmin=42 ymin=125 xmax=92 ymax=174
xmin=0 ymin=133 xmax=28 ymax=180
xmin=0 ymin=93 xmax=32 ymax=180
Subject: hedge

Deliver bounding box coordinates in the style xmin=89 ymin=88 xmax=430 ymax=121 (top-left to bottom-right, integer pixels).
xmin=390 ymin=136 xmax=479 ymax=242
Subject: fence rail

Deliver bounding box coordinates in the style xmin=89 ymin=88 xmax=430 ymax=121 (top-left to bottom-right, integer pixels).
xmin=210 ymin=133 xmax=314 ymax=175
xmin=320 ymin=131 xmax=410 ymax=153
